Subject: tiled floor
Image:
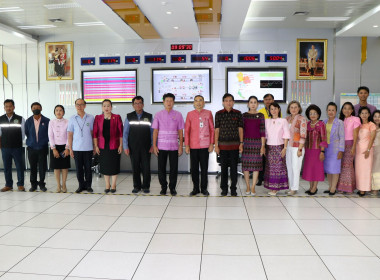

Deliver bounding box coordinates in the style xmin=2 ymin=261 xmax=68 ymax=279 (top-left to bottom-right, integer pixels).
xmin=0 ymin=171 xmax=380 ymax=279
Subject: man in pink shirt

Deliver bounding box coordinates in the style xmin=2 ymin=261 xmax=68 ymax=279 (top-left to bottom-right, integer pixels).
xmin=152 ymin=93 xmax=184 ymax=196
xmin=185 ymin=95 xmax=214 ymax=196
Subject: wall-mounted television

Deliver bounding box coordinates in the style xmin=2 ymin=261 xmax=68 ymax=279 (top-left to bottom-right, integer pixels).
xmin=226 ymin=67 xmax=287 ymax=102
xmin=81 ymin=69 xmax=137 ymax=103
xmin=152 ymin=68 xmax=211 ymax=103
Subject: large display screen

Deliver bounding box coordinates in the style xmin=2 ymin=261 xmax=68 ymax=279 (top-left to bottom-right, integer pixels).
xmin=81 ymin=70 xmax=137 ymax=103
xmin=152 ymin=68 xmax=211 ymax=103
xmin=227 ymin=68 xmax=287 ymax=102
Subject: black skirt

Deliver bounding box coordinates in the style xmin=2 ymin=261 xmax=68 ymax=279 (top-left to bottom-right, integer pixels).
xmin=50 ymin=144 xmax=71 ymax=169
xmin=99 ymin=147 xmax=120 ymax=175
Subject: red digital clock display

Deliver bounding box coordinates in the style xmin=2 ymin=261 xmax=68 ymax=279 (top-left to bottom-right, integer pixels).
xmin=99 ymin=56 xmax=120 ymax=65
xmin=238 ymin=54 xmax=260 ymax=62
xmin=81 ymin=57 xmax=95 ymax=66
xmin=265 ymin=54 xmax=287 ymax=62
xmin=191 ymin=54 xmax=213 ymax=63
xmin=144 ymin=55 xmax=166 ymax=64
xmin=125 ymin=56 xmax=140 ymax=64
xmin=171 ymin=44 xmax=193 ymax=51
xmin=171 ymin=55 xmax=186 ymax=63
xmin=217 ymin=54 xmax=233 ymax=62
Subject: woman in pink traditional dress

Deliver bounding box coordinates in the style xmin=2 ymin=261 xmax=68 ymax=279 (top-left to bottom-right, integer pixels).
xmin=302 ymin=104 xmax=328 ymax=195
xmin=337 ymin=102 xmax=360 ymax=194
xmin=355 ymin=107 xmax=376 ymax=197
xmin=371 ymin=110 xmax=380 ymax=196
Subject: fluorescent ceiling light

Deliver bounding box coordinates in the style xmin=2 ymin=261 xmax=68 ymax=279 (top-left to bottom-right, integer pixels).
xmin=166 ymin=11 xmax=172 ymax=15
xmin=173 ymin=26 xmax=179 ymax=29
xmin=18 ymin=25 xmax=56 ymax=29
xmin=74 ymin=22 xmax=105 ymax=26
xmin=0 ymin=7 xmax=23 ymax=12
xmin=246 ymin=17 xmax=286 ymax=21
xmin=374 ymin=25 xmax=379 ymax=28
xmin=43 ymin=3 xmax=81 ymax=9
xmin=12 ymin=31 xmax=25 ymax=38
xmin=306 ymin=17 xmax=349 ymax=21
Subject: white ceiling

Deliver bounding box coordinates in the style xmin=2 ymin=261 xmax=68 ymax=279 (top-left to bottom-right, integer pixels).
xmin=0 ymin=0 xmax=380 ymax=45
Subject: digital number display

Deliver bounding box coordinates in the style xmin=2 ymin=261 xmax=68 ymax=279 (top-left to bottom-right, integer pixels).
xmin=144 ymin=55 xmax=166 ymax=64
xmin=265 ymin=54 xmax=287 ymax=62
xmin=238 ymin=54 xmax=260 ymax=63
xmin=217 ymin=54 xmax=233 ymax=63
xmin=125 ymin=56 xmax=140 ymax=64
xmin=191 ymin=54 xmax=213 ymax=63
xmin=99 ymin=56 xmax=120 ymax=65
xmin=171 ymin=55 xmax=186 ymax=63
xmin=171 ymin=44 xmax=193 ymax=51
xmin=81 ymin=57 xmax=95 ymax=66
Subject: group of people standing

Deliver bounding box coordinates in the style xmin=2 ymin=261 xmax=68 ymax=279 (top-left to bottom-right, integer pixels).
xmin=0 ymin=86 xmax=379 ymax=197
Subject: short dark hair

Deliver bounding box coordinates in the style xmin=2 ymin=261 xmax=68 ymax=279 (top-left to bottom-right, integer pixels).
xmin=163 ymin=93 xmax=175 ymax=101
xmin=305 ymin=104 xmax=322 ymax=120
xmin=132 ymin=96 xmax=144 ymax=104
xmin=248 ymin=95 xmax=258 ymax=103
xmin=357 ymin=86 xmax=370 ymax=94
xmin=4 ymin=99 xmax=14 ymax=106
xmin=326 ymin=102 xmax=337 ymax=111
xmin=339 ymin=102 xmax=355 ymax=121
xmin=358 ymin=106 xmax=373 ymax=123
xmin=102 ymin=99 xmax=112 ymax=106
xmin=75 ymin=98 xmax=86 ymax=105
xmin=54 ymin=105 xmax=65 ymax=115
xmin=268 ymin=102 xmax=281 ymax=118
xmin=194 ymin=95 xmax=204 ymax=101
xmin=372 ymin=110 xmax=380 ymax=128
xmin=222 ymin=93 xmax=234 ymax=102
xmin=286 ymin=100 xmax=302 ymax=115
xmin=263 ymin=93 xmax=274 ymax=100
xmin=30 ymin=102 xmax=42 ymax=109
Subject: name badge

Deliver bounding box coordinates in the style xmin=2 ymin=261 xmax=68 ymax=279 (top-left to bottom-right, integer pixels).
xmin=200 ymin=121 xmax=204 ymax=128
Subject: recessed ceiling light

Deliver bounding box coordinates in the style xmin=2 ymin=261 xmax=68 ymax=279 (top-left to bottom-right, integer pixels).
xmin=74 ymin=22 xmax=105 ymax=26
xmin=18 ymin=25 xmax=56 ymax=29
xmin=0 ymin=7 xmax=23 ymax=12
xmin=161 ymin=1 xmax=167 ymax=5
xmin=306 ymin=17 xmax=349 ymax=21
xmin=44 ymin=3 xmax=81 ymax=9
xmin=166 ymin=11 xmax=172 ymax=14
xmin=246 ymin=17 xmax=286 ymax=21
xmin=173 ymin=26 xmax=179 ymax=29
xmin=373 ymin=25 xmax=379 ymax=28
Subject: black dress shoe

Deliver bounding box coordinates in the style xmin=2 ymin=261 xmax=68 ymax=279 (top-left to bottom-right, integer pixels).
xmin=329 ymin=191 xmax=336 ymax=196
xmin=110 ymin=189 xmax=116 ymax=193
xmin=201 ymin=189 xmax=209 ymax=196
xmin=358 ymin=192 xmax=365 ymax=197
xmin=160 ymin=189 xmax=167 ymax=195
xmin=231 ymin=190 xmax=238 ymax=196
xmin=309 ymin=189 xmax=318 ymax=196
xmin=87 ymin=187 xmax=94 ymax=193
xmin=29 ymin=187 xmax=37 ymax=192
xmin=323 ymin=190 xmax=330 ymax=194
xmin=104 ymin=189 xmax=110 ymax=193
xmin=221 ymin=191 xmax=228 ymax=196
xmin=170 ymin=189 xmax=177 ymax=196
xmin=256 ymin=180 xmax=263 ymax=186
xmin=305 ymin=190 xmax=311 ymax=194
xmin=190 ymin=190 xmax=200 ymax=196
xmin=75 ymin=187 xmax=84 ymax=193
xmin=132 ymin=188 xmax=141 ymax=194
xmin=40 ymin=186 xmax=47 ymax=192
xmin=143 ymin=189 xmax=150 ymax=194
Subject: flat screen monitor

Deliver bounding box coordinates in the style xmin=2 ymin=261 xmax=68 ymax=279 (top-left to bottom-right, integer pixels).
xmin=226 ymin=67 xmax=287 ymax=102
xmin=81 ymin=69 xmax=137 ymax=103
xmin=152 ymin=68 xmax=211 ymax=103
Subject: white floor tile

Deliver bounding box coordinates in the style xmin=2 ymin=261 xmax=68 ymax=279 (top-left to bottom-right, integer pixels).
xmin=0 ymin=272 xmax=64 ymax=280
xmin=0 ymin=192 xmax=39 ymax=201
xmin=65 ymin=215 xmax=117 ymax=231
xmin=340 ymin=220 xmax=380 ymax=235
xmin=0 ymin=200 xmax=23 ymax=211
xmin=357 ymin=236 xmax=380 ymax=256
xmin=206 ymin=197 xmax=244 ymax=207
xmin=122 ymin=205 xmax=167 ymax=218
xmin=0 ymin=245 xmax=35 ymax=271
xmin=95 ymin=195 xmax=136 ymax=205
xmin=246 ymin=206 xmax=292 ymax=220
xmin=44 ymin=202 xmax=91 ymax=215
xmin=10 ymin=247 xmax=87 ymax=276
xmin=93 ymin=231 xmax=153 ymax=253
xmin=27 ymin=192 xmax=71 ymax=202
xmin=0 ymin=227 xmax=58 ymax=247
xmin=203 ymin=234 xmax=259 ymax=255
xmin=7 ymin=201 xmax=56 ymax=213
xmin=365 ymin=208 xmax=380 ymax=218
xmin=307 ymin=235 xmax=375 ymax=256
xmin=262 ymin=256 xmax=334 ymax=280
xmin=164 ymin=206 xmax=206 ymax=219
xmin=22 ymin=213 xmax=77 ymax=229
xmin=61 ymin=194 xmax=103 ymax=204
xmin=327 ymin=207 xmax=378 ymax=220
xmin=133 ymin=254 xmax=201 ymax=280
xmin=0 ymin=211 xmax=38 ymax=226
xmin=81 ymin=203 xmax=128 ymax=216
xmin=156 ymin=218 xmax=204 ymax=234
xmin=251 ymin=220 xmax=302 ymax=235
xmin=349 ymin=198 xmax=380 ymax=208
xmin=132 ymin=196 xmax=171 ymax=206
xmin=286 ymin=207 xmax=335 ymax=220
xmin=147 ymin=233 xmax=203 ymax=254
xmin=0 ymin=225 xmax=16 ymax=237
xmin=41 ymin=229 xmax=104 ymax=250
xmin=279 ymin=197 xmax=322 ymax=208
xmin=322 ymin=256 xmax=380 ymax=280
xmin=243 ymin=197 xmax=283 ymax=207
xmin=200 ymin=255 xmax=266 ymax=280
xmin=295 ymin=219 xmax=352 ymax=235
xmin=315 ymin=197 xmax=362 ymax=208
xmin=256 ymin=234 xmax=316 ymax=255
xmin=204 ymin=219 xmax=252 ymax=235
xmin=70 ymin=251 xmax=143 ymax=280
xmin=206 ymin=206 xmax=248 ymax=220
xmin=109 ymin=217 xmax=160 ymax=233
xmin=169 ymin=196 xmax=207 ymax=207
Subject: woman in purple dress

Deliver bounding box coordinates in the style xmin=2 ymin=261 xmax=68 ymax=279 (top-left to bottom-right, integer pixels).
xmin=242 ymin=96 xmax=265 ymax=195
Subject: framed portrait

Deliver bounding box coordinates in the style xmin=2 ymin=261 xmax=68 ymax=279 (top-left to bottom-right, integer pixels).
xmin=45 ymin=41 xmax=73 ymax=80
xmin=296 ymin=39 xmax=327 ymax=80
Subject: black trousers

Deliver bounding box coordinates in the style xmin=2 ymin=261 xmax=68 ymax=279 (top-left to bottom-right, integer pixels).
xmin=130 ymin=148 xmax=151 ymax=190
xmin=27 ymin=146 xmax=48 ymax=188
xmin=190 ymin=148 xmax=209 ymax=191
xmin=74 ymin=151 xmax=93 ymax=190
xmin=258 ymin=155 xmax=266 ymax=182
xmin=220 ymin=149 xmax=239 ymax=192
xmin=158 ymin=150 xmax=178 ymax=191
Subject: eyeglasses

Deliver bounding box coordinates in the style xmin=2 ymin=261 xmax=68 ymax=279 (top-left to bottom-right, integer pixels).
xmin=75 ymin=104 xmax=85 ymax=107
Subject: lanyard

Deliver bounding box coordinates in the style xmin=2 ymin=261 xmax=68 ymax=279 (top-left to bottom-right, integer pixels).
xmin=75 ymin=115 xmax=87 ymax=137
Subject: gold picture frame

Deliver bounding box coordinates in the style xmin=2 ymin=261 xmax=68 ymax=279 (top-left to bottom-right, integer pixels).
xmin=296 ymin=39 xmax=327 ymax=80
xmin=45 ymin=41 xmax=73 ymax=80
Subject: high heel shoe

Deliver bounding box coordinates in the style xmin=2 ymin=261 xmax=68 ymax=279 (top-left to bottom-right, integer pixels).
xmin=104 ymin=189 xmax=110 ymax=193
xmin=110 ymin=189 xmax=116 ymax=193
xmin=309 ymin=189 xmax=318 ymax=196
xmin=329 ymin=191 xmax=336 ymax=196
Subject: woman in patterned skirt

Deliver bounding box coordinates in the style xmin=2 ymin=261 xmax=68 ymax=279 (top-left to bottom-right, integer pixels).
xmin=242 ymin=96 xmax=265 ymax=195
xmin=264 ymin=102 xmax=290 ymax=196
xmin=337 ymin=102 xmax=360 ymax=194
xmin=371 ymin=110 xmax=380 ymax=195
